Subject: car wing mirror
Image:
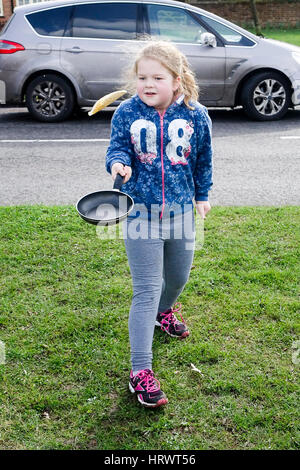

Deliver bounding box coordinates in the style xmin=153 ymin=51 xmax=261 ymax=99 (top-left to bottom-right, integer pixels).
xmin=200 ymin=32 xmax=217 ymax=48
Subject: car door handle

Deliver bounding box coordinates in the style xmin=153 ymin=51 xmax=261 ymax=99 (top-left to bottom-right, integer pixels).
xmin=65 ymin=47 xmax=84 ymax=53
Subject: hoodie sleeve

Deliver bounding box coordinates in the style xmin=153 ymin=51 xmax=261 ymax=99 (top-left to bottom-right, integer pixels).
xmin=193 ymin=106 xmax=213 ymax=201
xmin=105 ymin=104 xmax=133 ymax=174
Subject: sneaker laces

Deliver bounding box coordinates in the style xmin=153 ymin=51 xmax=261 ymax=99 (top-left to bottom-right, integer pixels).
xmin=135 ymin=369 xmax=160 ymax=393
xmin=159 ymin=302 xmax=186 ymax=330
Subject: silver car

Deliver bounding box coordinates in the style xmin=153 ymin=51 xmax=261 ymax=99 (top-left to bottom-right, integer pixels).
xmin=0 ymin=0 xmax=300 ymax=122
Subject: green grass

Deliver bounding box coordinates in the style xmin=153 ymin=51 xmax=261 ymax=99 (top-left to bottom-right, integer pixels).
xmin=0 ymin=206 xmax=299 ymax=450
xmin=247 ymin=27 xmax=300 ymax=46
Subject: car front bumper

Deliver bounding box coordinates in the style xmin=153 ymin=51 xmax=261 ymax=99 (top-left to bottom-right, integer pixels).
xmin=291 ymin=78 xmax=300 ymax=106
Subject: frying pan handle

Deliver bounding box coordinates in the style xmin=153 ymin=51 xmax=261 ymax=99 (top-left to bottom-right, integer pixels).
xmin=113 ymin=173 xmax=125 ymax=191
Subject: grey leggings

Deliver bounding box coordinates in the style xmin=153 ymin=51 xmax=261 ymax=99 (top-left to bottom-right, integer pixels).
xmin=123 ymin=210 xmax=195 ymax=371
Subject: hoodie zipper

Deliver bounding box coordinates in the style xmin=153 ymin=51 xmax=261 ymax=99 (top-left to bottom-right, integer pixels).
xmin=158 ymin=110 xmax=166 ymax=220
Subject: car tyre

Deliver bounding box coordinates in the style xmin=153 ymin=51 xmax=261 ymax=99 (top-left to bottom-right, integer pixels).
xmin=241 ymin=71 xmax=291 ymax=121
xmin=26 ymin=73 xmax=75 ymax=122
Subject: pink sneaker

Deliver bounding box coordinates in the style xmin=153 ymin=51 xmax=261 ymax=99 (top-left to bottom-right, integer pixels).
xmin=129 ymin=369 xmax=168 ymax=408
xmin=155 ymin=303 xmax=190 ymax=339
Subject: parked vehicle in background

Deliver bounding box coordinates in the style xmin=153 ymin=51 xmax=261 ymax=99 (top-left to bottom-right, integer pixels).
xmin=0 ymin=0 xmax=299 ymax=122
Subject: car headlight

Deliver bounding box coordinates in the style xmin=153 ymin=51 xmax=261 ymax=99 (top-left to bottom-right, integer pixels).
xmin=292 ymin=52 xmax=300 ymax=65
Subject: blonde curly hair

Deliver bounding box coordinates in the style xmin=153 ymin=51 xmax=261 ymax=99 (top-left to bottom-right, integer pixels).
xmin=125 ymin=39 xmax=199 ymax=109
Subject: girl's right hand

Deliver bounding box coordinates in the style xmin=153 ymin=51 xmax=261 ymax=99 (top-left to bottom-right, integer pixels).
xmin=111 ymin=163 xmax=132 ymax=184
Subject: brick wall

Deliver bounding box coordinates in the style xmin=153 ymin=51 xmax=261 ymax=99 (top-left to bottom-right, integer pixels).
xmin=192 ymin=1 xmax=300 ymax=28
xmin=1 ymin=0 xmax=300 ymax=29
xmin=1 ymin=0 xmax=14 ymax=28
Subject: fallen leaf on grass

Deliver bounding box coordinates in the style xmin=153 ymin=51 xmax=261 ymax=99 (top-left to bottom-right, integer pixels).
xmin=190 ymin=363 xmax=204 ymax=376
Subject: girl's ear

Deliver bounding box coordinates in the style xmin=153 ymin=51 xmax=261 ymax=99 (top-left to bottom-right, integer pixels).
xmin=173 ymin=76 xmax=181 ymax=92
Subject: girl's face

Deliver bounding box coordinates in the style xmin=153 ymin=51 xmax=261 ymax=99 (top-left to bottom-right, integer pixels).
xmin=136 ymin=57 xmax=180 ymax=112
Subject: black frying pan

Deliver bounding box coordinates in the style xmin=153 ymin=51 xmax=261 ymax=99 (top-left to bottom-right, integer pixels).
xmin=76 ymin=173 xmax=134 ymax=226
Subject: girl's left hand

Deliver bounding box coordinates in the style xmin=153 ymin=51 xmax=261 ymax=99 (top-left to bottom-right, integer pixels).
xmin=195 ymin=201 xmax=211 ymax=219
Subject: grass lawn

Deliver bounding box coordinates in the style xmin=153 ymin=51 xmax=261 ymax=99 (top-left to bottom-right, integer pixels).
xmin=0 ymin=205 xmax=299 ymax=450
xmin=246 ymin=27 xmax=300 ymax=46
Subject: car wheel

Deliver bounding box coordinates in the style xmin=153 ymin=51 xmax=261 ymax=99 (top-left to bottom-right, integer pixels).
xmin=26 ymin=74 xmax=75 ymax=122
xmin=241 ymin=72 xmax=291 ymax=121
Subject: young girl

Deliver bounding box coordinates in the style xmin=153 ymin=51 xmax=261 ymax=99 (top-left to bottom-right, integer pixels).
xmin=106 ymin=40 xmax=213 ymax=408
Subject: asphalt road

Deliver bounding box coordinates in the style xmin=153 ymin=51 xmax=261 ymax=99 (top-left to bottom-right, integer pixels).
xmin=0 ymin=106 xmax=299 ymax=206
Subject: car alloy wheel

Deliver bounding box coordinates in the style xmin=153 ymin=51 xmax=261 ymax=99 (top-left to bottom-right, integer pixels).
xmin=253 ymin=78 xmax=286 ymax=116
xmin=241 ymin=71 xmax=291 ymax=121
xmin=26 ymin=73 xmax=75 ymax=122
xmin=33 ymin=81 xmax=66 ymax=116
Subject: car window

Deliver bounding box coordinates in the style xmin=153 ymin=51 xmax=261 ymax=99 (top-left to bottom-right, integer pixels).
xmin=146 ymin=4 xmax=209 ymax=43
xmin=26 ymin=6 xmax=72 ymax=37
xmin=198 ymin=15 xmax=255 ymax=46
xmin=71 ymin=2 xmax=138 ymax=40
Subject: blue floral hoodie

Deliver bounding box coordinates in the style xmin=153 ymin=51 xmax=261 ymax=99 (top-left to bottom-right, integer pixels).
xmin=106 ymin=94 xmax=213 ymax=216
